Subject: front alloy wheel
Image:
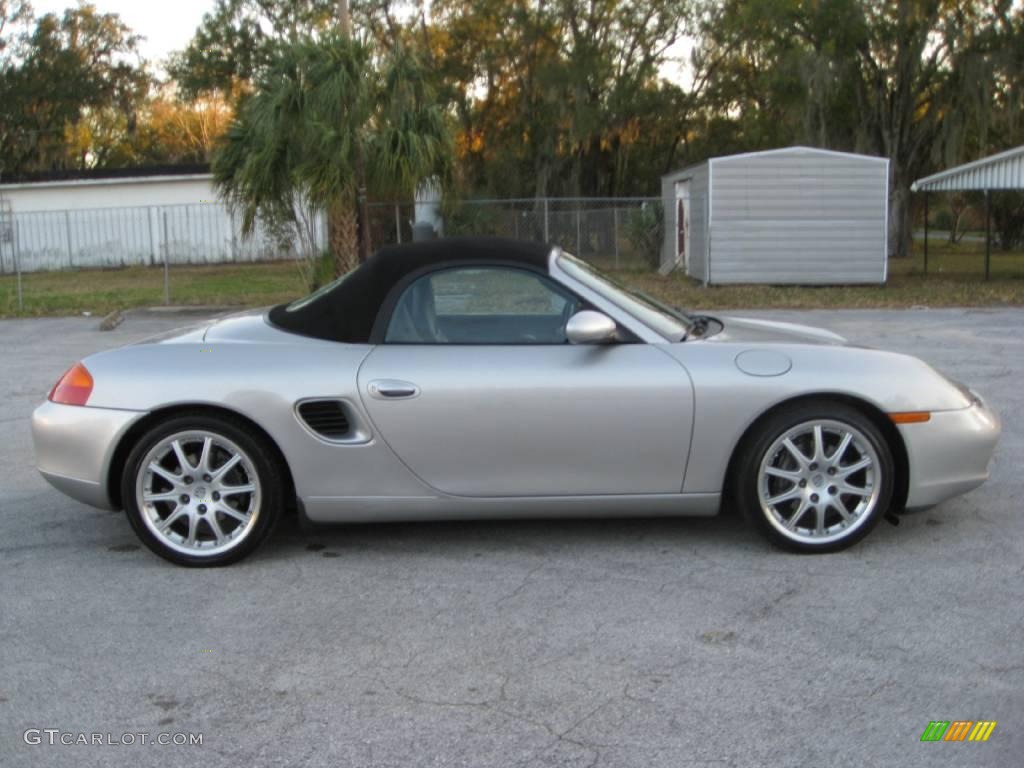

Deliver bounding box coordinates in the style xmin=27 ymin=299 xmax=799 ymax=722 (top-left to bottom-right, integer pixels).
xmin=123 ymin=414 xmax=283 ymax=566
xmin=736 ymin=402 xmax=894 ymax=553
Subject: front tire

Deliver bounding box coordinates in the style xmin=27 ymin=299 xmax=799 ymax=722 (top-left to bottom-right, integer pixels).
xmin=122 ymin=413 xmax=283 ymax=566
xmin=734 ymin=401 xmax=894 ymax=553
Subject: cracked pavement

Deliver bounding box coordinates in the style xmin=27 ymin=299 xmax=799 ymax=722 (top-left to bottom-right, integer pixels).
xmin=1 ymin=307 xmax=1022 ymax=767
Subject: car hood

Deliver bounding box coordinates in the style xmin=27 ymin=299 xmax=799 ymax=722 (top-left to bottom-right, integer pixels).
xmin=707 ymin=316 xmax=849 ymax=346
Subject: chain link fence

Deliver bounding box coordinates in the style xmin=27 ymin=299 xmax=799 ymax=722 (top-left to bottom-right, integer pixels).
xmin=0 ymin=197 xmax=663 ymax=314
xmin=436 ymin=198 xmax=663 ymax=271
xmin=914 ymin=190 xmax=1024 ymax=280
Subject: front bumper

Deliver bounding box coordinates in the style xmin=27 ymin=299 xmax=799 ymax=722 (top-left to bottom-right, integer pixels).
xmin=31 ymin=401 xmax=146 ymax=510
xmin=900 ymin=400 xmax=1001 ymax=510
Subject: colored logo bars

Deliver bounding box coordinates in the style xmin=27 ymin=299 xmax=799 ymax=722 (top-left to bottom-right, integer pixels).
xmin=920 ymin=721 xmax=997 ymax=742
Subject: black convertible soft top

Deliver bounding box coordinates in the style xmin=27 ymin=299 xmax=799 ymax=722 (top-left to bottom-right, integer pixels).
xmin=268 ymin=237 xmax=553 ymax=343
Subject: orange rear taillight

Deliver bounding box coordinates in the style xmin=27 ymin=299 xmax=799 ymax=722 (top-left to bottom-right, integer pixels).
xmin=49 ymin=363 xmax=94 ymax=406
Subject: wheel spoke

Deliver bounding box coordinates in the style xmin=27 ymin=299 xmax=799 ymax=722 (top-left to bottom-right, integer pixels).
xmin=207 ymin=515 xmax=227 ymax=544
xmin=171 ymin=440 xmax=194 ymax=473
xmin=197 ymin=437 xmax=213 ymax=474
xmin=220 ymin=483 xmax=255 ymax=497
xmin=211 ymin=454 xmax=241 ymax=481
xmin=143 ymin=490 xmax=180 ymax=504
xmin=765 ymin=466 xmax=801 ymax=481
xmin=148 ymin=462 xmax=182 ymax=486
xmin=837 ymin=457 xmax=872 ymax=477
xmin=814 ymin=504 xmax=825 ymax=535
xmin=837 ymin=481 xmax=872 ymax=497
xmin=216 ymin=503 xmax=249 ymax=523
xmin=829 ymin=432 xmax=853 ymax=464
xmin=812 ymin=425 xmax=826 ymax=463
xmin=782 ymin=438 xmax=810 ymax=468
xmin=786 ymin=499 xmax=810 ymax=530
xmin=185 ymin=512 xmax=199 ymax=546
xmin=828 ymin=497 xmax=853 ymax=522
xmin=157 ymin=506 xmax=186 ymax=531
xmin=766 ymin=488 xmax=802 ymax=506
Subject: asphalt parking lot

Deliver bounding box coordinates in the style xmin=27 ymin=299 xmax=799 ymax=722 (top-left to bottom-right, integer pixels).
xmin=1 ymin=307 xmax=1021 ymax=767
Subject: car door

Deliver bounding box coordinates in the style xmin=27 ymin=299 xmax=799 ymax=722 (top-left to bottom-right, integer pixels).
xmin=357 ymin=264 xmax=694 ymax=498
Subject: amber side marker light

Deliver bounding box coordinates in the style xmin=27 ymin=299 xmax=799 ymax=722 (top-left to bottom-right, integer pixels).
xmin=889 ymin=411 xmax=931 ymax=424
xmin=49 ymin=363 xmax=94 ymax=406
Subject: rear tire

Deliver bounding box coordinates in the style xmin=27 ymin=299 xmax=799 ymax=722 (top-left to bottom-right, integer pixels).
xmin=734 ymin=401 xmax=894 ymax=553
xmin=121 ymin=413 xmax=284 ymax=566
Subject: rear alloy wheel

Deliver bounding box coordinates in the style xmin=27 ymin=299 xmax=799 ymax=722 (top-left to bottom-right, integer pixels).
xmin=123 ymin=415 xmax=283 ymax=566
xmin=736 ymin=403 xmax=894 ymax=553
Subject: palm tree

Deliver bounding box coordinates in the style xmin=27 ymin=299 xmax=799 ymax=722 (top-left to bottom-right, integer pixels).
xmin=213 ymin=32 xmax=450 ymax=278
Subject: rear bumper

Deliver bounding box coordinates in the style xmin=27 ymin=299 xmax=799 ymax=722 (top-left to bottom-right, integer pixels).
xmin=31 ymin=401 xmax=146 ymax=510
xmin=900 ymin=400 xmax=1001 ymax=510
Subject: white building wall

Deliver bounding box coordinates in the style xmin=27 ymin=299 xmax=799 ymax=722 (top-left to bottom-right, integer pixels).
xmin=0 ymin=175 xmax=217 ymax=212
xmin=0 ymin=175 xmax=326 ymax=273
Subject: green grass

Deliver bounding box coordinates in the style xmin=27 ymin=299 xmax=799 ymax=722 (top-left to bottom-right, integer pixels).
xmin=0 ymin=261 xmax=309 ymax=318
xmin=1 ymin=239 xmax=1022 ymax=318
xmin=629 ymin=242 xmax=1024 ymax=310
xmin=607 ymin=239 xmax=1024 ymax=311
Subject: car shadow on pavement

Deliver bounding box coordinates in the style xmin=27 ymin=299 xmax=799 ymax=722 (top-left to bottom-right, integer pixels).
xmin=262 ymin=508 xmax=769 ymax=563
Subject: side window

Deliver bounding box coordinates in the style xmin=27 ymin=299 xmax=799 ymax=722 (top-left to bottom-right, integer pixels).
xmin=385 ymin=266 xmax=580 ymax=344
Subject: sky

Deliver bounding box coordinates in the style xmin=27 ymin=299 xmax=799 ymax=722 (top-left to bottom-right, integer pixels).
xmin=30 ymin=0 xmax=213 ymax=64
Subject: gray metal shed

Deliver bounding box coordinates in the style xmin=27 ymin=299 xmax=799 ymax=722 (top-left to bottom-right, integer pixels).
xmin=660 ymin=146 xmax=889 ymax=284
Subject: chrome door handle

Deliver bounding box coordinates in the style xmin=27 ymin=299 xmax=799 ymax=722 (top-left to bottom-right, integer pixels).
xmin=368 ymin=380 xmax=421 ymax=400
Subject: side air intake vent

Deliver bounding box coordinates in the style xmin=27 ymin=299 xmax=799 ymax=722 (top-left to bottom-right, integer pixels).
xmin=297 ymin=400 xmax=351 ymax=440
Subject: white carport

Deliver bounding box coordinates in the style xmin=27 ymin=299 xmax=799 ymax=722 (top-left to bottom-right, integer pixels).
xmin=911 ymin=145 xmax=1024 ymax=280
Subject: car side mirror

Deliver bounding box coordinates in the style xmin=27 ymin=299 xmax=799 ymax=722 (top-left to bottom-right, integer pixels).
xmin=565 ymin=310 xmax=618 ymax=345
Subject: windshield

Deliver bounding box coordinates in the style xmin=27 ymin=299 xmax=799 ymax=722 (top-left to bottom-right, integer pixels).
xmin=556 ymin=252 xmax=692 ymax=340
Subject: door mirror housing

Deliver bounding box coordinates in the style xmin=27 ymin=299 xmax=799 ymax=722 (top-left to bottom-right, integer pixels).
xmin=565 ymin=310 xmax=618 ymax=345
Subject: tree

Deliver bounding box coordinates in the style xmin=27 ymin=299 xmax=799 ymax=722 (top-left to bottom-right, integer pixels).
xmin=428 ymin=0 xmax=696 ymax=198
xmin=849 ymin=1 xmax=1003 ymax=258
xmin=0 ymin=0 xmax=31 ymax=58
xmin=0 ymin=0 xmax=32 ymax=173
xmin=116 ymin=90 xmax=233 ymax=165
xmin=212 ymin=33 xmax=450 ymax=278
xmin=169 ymin=0 xmax=334 ymax=99
xmin=695 ymin=0 xmax=1008 ymax=259
xmin=0 ymin=3 xmax=150 ymax=174
xmin=696 ymin=0 xmax=862 ymax=153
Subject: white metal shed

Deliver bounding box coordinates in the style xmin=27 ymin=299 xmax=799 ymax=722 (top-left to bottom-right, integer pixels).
xmin=660 ymin=146 xmax=889 ymax=284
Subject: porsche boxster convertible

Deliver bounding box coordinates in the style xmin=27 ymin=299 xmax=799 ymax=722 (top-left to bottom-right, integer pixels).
xmin=32 ymin=238 xmax=1000 ymax=565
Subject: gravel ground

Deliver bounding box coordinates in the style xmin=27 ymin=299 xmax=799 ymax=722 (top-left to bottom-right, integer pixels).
xmin=1 ymin=307 xmax=1021 ymax=768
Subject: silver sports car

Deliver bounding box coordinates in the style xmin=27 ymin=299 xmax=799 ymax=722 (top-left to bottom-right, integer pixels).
xmin=32 ymin=238 xmax=1000 ymax=566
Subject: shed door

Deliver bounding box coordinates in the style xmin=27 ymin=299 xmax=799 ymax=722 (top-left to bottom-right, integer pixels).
xmin=675 ymin=180 xmax=691 ymax=270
